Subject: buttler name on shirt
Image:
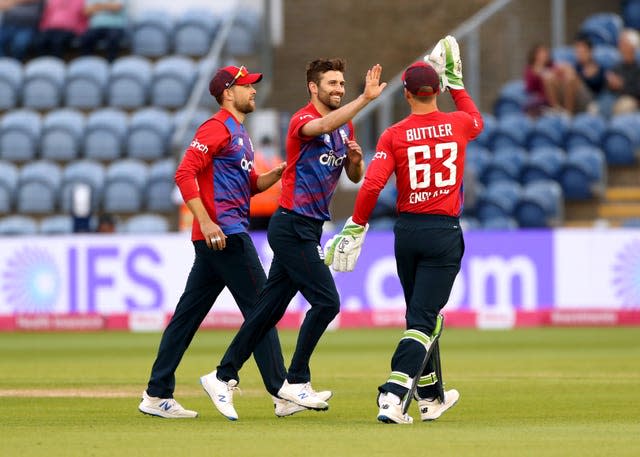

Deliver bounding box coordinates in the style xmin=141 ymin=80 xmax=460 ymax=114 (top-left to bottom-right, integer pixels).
xmin=406 ymin=124 xmax=452 ymax=141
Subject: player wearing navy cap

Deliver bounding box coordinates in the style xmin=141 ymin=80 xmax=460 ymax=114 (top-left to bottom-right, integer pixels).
xmin=201 ymin=59 xmax=387 ymax=420
xmin=325 ymin=36 xmax=483 ymax=424
xmin=139 ymin=65 xmax=305 ymax=420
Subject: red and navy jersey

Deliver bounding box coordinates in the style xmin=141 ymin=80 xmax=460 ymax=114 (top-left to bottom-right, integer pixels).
xmin=279 ymin=102 xmax=354 ymax=221
xmin=353 ymin=89 xmax=483 ymax=224
xmin=175 ymin=109 xmax=259 ymax=240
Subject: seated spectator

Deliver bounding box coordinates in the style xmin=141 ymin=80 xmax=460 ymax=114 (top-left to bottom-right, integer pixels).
xmin=523 ymin=43 xmax=575 ymax=115
xmin=606 ymin=28 xmax=640 ymax=115
xmin=0 ymin=0 xmax=44 ymax=61
xmin=570 ymin=33 xmax=606 ymax=113
xmin=80 ymin=0 xmax=128 ymax=62
xmin=37 ymin=0 xmax=87 ymax=58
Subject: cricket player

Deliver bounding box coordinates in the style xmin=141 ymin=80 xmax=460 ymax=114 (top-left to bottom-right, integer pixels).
xmin=139 ymin=65 xmax=307 ymax=419
xmin=199 ymin=59 xmax=387 ymax=421
xmin=325 ymin=36 xmax=483 ymax=424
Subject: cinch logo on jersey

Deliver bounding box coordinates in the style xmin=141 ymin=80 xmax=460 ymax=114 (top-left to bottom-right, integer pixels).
xmin=190 ymin=138 xmax=209 ymax=154
xmin=240 ymin=155 xmax=253 ymax=171
xmin=373 ymin=151 xmax=387 ymax=160
xmin=319 ymin=151 xmax=344 ymax=167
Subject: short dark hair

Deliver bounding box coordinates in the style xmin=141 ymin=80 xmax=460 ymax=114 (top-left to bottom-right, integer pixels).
xmin=306 ymin=58 xmax=346 ymax=88
xmin=574 ymin=32 xmax=593 ymax=48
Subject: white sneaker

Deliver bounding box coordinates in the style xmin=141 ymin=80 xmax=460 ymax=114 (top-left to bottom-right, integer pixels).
xmin=200 ymin=370 xmax=240 ymax=421
xmin=418 ymin=389 xmax=460 ymax=421
xmin=138 ymin=391 xmax=198 ymax=418
xmin=273 ymin=390 xmax=333 ymax=417
xmin=376 ymin=392 xmax=413 ymax=424
xmin=277 ymin=381 xmax=329 ymax=410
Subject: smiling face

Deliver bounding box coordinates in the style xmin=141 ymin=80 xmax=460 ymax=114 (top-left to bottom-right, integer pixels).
xmin=313 ymin=70 xmax=346 ymax=110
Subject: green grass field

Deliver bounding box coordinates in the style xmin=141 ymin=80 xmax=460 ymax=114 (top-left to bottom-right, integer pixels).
xmin=2 ymin=327 xmax=639 ymax=457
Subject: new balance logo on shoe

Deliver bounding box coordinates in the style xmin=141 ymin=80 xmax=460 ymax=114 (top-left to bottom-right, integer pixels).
xmin=159 ymin=401 xmax=172 ymax=411
xmin=217 ymin=394 xmax=227 ymax=403
xmin=298 ymin=392 xmax=308 ymax=399
xmin=421 ymin=407 xmax=429 ymax=414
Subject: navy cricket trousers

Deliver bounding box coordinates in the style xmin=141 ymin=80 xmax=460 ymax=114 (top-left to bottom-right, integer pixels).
xmin=217 ymin=208 xmax=340 ymax=385
xmin=146 ymin=234 xmax=286 ymax=398
xmin=380 ymin=213 xmax=464 ymax=398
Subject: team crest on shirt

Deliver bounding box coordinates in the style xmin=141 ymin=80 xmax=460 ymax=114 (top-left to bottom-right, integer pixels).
xmin=323 ymin=134 xmax=331 ymax=145
xmin=237 ymin=138 xmax=244 ymax=147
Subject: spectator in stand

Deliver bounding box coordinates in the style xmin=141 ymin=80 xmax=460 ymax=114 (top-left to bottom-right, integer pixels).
xmin=606 ymin=28 xmax=640 ymax=115
xmin=571 ymin=33 xmax=606 ymax=114
xmin=523 ymin=43 xmax=575 ymax=115
xmin=0 ymin=0 xmax=44 ymax=61
xmin=96 ymin=213 xmax=116 ymax=233
xmin=37 ymin=0 xmax=87 ymax=58
xmin=80 ymin=0 xmax=127 ymax=62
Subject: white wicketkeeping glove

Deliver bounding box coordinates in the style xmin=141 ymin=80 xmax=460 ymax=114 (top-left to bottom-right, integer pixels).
xmin=425 ymin=35 xmax=464 ymax=91
xmin=323 ymin=217 xmax=369 ymax=272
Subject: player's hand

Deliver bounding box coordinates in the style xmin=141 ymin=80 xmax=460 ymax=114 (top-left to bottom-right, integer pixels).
xmin=426 ymin=35 xmax=464 ymax=91
xmin=200 ymin=219 xmax=227 ymax=250
xmin=272 ymin=161 xmax=287 ymax=177
xmin=345 ymin=140 xmax=363 ymax=166
xmin=323 ymin=217 xmax=369 ymax=272
xmin=362 ymin=64 xmax=387 ymax=101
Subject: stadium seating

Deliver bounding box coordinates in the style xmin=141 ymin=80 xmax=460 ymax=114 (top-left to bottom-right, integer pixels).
xmin=513 ymin=180 xmax=564 ymax=227
xmin=564 ymin=112 xmax=607 ymax=150
xmin=465 ymin=143 xmax=492 ymax=178
xmin=124 ymin=213 xmax=170 ymax=233
xmin=173 ymin=8 xmax=220 ymax=57
xmin=486 ymin=113 xmax=532 ymax=150
xmin=150 ymin=56 xmax=197 ymax=109
xmin=64 ymin=56 xmax=109 ymax=109
xmin=558 ymin=146 xmax=606 ymax=200
xmin=0 ymin=215 xmax=38 ymax=235
xmin=39 ymin=214 xmax=73 ymax=234
xmin=0 ymin=109 xmax=42 ymax=162
xmin=146 ymin=158 xmax=177 ymax=212
xmin=0 ymin=161 xmax=19 ymax=214
xmin=41 ymin=109 xmax=86 ymax=162
xmin=551 ymin=45 xmax=576 ymax=65
xmin=519 ymin=146 xmax=566 ymax=184
xmin=493 ymin=80 xmax=530 ymax=118
xmin=22 ymin=57 xmax=66 ymax=110
xmin=480 ymin=147 xmax=527 ymax=185
xmin=527 ymin=113 xmax=570 ymax=149
xmin=600 ymin=113 xmax=640 ymax=165
xmin=472 ymin=113 xmax=495 ymax=149
xmin=623 ymin=0 xmax=640 ymax=29
xmin=593 ymin=45 xmax=622 ymax=70
xmin=0 ymin=57 xmax=23 ymax=110
xmin=579 ymin=13 xmax=624 ymax=47
xmin=475 ymin=180 xmax=522 ymax=223
xmin=84 ymin=109 xmax=129 ymax=161
xmin=173 ymin=108 xmax=212 ymax=150
xmin=102 ymin=159 xmax=148 ymax=213
xmin=16 ymin=160 xmax=62 ymax=214
xmin=224 ymin=12 xmax=261 ymax=56
xmin=131 ymin=10 xmax=174 ymax=58
xmin=126 ymin=108 xmax=174 ymax=161
xmin=107 ymin=56 xmax=153 ymax=109
xmin=481 ymin=216 xmax=519 ymax=230
xmin=60 ymin=160 xmax=105 ymax=213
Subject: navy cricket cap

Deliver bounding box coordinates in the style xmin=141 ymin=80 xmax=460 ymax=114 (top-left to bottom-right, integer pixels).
xmin=402 ymin=62 xmax=440 ymax=96
xmin=209 ymin=65 xmax=263 ymax=97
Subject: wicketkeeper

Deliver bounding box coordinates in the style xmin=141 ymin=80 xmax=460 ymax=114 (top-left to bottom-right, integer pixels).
xmin=325 ymin=35 xmax=483 ymax=424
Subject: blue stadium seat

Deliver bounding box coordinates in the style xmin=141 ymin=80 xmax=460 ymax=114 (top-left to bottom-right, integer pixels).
xmin=481 ymin=216 xmax=519 ymax=230
xmin=22 ymin=56 xmax=65 ymax=110
xmin=84 ymin=109 xmax=129 ymax=161
xmin=370 ymin=183 xmax=397 ymax=220
xmin=493 ymin=80 xmax=530 ymax=118
xmin=0 ymin=57 xmax=23 ymax=110
xmin=558 ymin=146 xmax=606 ymax=199
xmin=465 ymin=143 xmax=492 ymax=178
xmin=131 ymin=10 xmax=174 ymax=58
xmin=579 ymin=13 xmax=624 ymax=47
xmin=124 ymin=213 xmax=170 ymax=233
xmin=16 ymin=160 xmax=62 ymax=214
xmin=551 ymin=45 xmax=576 ymax=65
xmin=600 ymin=113 xmax=640 ymax=165
xmin=107 ymin=56 xmax=152 ymax=109
xmin=0 ymin=215 xmax=38 ymax=235
xmin=224 ymin=12 xmax=261 ymax=56
xmin=173 ymin=9 xmax=220 ymax=57
xmin=60 ymin=160 xmax=105 ymax=213
xmin=146 ymin=159 xmax=177 ymax=212
xmin=480 ymin=147 xmax=527 ymax=185
xmin=564 ymin=112 xmax=606 ymax=150
xmin=41 ymin=109 xmax=85 ymax=162
xmin=0 ymin=161 xmax=18 ymax=214
xmin=593 ymin=45 xmax=622 ymax=71
xmin=151 ymin=56 xmax=197 ymax=109
xmin=527 ymin=112 xmax=570 ymax=149
xmin=0 ymin=109 xmax=42 ymax=162
xmin=173 ymin=108 xmax=212 ymax=150
xmin=623 ymin=0 xmax=640 ymax=29
xmin=472 ymin=113 xmax=495 ymax=148
xmin=520 ymin=146 xmax=566 ymax=184
xmin=127 ymin=108 xmax=174 ymax=161
xmin=39 ymin=214 xmax=73 ymax=234
xmin=475 ymin=180 xmax=522 ymax=223
xmin=103 ymin=159 xmax=148 ymax=213
xmin=487 ymin=113 xmax=532 ymax=150
xmin=64 ymin=56 xmax=109 ymax=109
xmin=513 ymin=180 xmax=564 ymax=227
xmin=460 ymin=216 xmax=481 ymax=231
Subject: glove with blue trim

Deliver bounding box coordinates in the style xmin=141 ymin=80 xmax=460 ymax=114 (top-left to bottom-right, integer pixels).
xmin=425 ymin=35 xmax=464 ymax=91
xmin=323 ymin=217 xmax=369 ymax=272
